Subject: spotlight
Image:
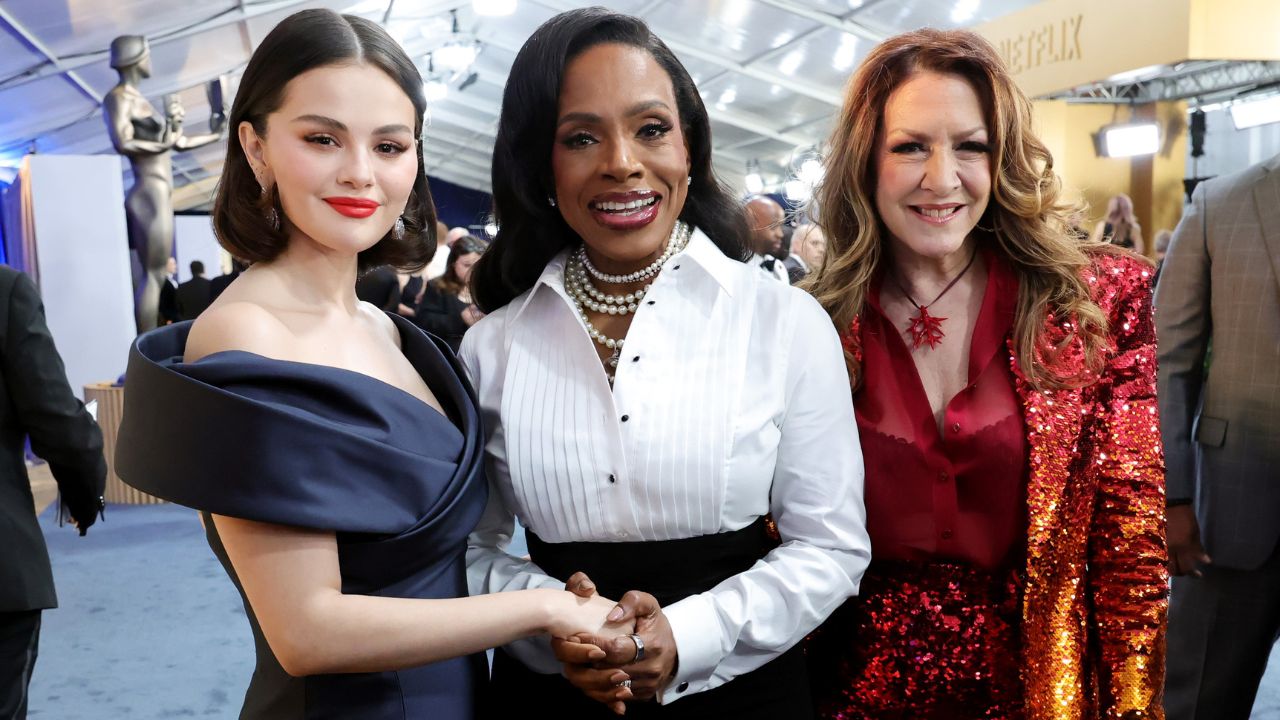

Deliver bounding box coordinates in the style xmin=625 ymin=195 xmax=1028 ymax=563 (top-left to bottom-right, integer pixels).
xmin=1230 ymin=94 xmax=1280 ymax=130
xmin=434 ymin=10 xmax=480 ymax=73
xmin=783 ymin=178 xmax=812 ymax=203
xmin=1093 ymin=122 xmax=1159 ymax=158
xmin=424 ymin=79 xmax=448 ymax=102
xmin=744 ymin=160 xmax=764 ymax=194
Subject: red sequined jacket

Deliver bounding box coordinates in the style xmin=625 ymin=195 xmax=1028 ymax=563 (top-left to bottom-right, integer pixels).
xmin=840 ymin=252 xmax=1168 ymax=720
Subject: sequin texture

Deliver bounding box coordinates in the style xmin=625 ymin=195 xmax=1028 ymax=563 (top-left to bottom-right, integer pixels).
xmin=828 ymin=252 xmax=1168 ymax=720
xmin=811 ymin=561 xmax=1025 ymax=719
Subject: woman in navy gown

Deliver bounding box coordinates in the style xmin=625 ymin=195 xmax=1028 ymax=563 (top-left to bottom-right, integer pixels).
xmin=116 ymin=10 xmax=628 ymax=720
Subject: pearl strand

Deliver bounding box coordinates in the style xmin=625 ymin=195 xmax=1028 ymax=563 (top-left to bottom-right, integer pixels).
xmin=580 ymin=221 xmax=691 ymax=284
xmin=567 ymin=264 xmax=645 ymax=315
xmin=563 ymin=222 xmax=693 ymax=375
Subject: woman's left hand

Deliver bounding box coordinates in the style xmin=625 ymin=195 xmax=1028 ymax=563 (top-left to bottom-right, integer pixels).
xmin=559 ymin=580 xmax=678 ymax=703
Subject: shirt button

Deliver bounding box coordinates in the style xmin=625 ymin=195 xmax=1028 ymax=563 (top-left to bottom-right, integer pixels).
xmin=646 ymin=300 xmax=656 ymax=306
xmin=941 ymin=529 xmax=954 ymax=540
xmin=616 ymin=530 xmax=628 ymax=539
xmin=937 ymin=471 xmax=949 ymax=483
xmin=608 ymin=474 xmax=616 ymax=484
xmin=632 ymin=355 xmax=640 ymax=362
xmin=677 ymin=682 xmax=689 ymax=693
xmin=673 ymin=265 xmax=681 ymax=270
xmin=621 ymin=414 xmax=630 ymax=422
xmin=951 ymin=423 xmax=961 ymax=433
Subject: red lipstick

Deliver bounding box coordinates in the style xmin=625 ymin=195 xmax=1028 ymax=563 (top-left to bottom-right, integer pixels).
xmin=324 ymin=197 xmax=380 ymax=219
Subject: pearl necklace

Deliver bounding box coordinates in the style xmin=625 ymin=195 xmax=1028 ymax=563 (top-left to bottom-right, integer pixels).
xmin=566 ymin=262 xmax=647 ymax=315
xmin=580 ymin=221 xmax=691 ymax=284
xmin=563 ymin=221 xmax=690 ymax=380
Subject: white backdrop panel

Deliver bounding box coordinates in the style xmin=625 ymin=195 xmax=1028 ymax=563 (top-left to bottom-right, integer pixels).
xmin=29 ymin=155 xmax=135 ymax=398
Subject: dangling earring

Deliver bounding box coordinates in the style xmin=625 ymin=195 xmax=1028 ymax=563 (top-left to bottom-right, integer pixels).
xmin=259 ymin=181 xmax=280 ymax=232
xmin=393 ymin=216 xmax=406 ymax=240
xmin=547 ymin=195 xmax=557 ymax=207
xmin=686 ymin=176 xmax=692 ymax=186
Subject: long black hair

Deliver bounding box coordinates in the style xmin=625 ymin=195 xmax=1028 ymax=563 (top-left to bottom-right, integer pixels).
xmin=212 ymin=9 xmax=436 ymax=273
xmin=470 ymin=7 xmax=750 ymax=312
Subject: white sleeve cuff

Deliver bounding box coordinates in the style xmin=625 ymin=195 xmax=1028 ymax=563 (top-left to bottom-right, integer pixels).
xmin=658 ymin=593 xmax=726 ymax=704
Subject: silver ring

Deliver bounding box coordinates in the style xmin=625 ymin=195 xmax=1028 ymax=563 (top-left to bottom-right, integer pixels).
xmin=627 ymin=633 xmax=645 ymax=663
xmin=617 ymin=679 xmax=632 ymax=689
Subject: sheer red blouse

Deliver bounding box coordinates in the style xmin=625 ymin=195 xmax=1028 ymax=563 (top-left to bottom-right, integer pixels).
xmin=855 ymin=249 xmax=1028 ymax=570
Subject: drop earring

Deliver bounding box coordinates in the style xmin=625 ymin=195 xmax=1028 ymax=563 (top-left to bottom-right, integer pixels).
xmin=393 ymin=216 xmax=406 ymax=240
xmin=259 ymin=181 xmax=280 ymax=231
xmin=547 ymin=195 xmax=557 ymax=207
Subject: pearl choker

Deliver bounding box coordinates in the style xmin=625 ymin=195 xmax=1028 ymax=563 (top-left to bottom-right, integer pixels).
xmin=580 ymin=221 xmax=692 ymax=284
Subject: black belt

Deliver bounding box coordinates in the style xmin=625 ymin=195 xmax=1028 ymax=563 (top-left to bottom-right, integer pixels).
xmin=485 ymin=518 xmax=812 ymax=720
xmin=525 ymin=517 xmax=775 ymax=605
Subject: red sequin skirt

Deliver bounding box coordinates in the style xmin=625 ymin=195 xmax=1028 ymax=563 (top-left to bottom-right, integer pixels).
xmin=809 ymin=560 xmax=1025 ymax=720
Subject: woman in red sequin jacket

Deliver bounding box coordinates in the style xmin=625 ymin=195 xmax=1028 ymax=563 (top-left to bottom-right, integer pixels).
xmin=803 ymin=28 xmax=1168 ymax=720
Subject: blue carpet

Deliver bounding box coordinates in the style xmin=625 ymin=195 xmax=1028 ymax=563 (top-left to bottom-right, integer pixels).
xmin=30 ymin=503 xmax=252 ymax=719
xmin=29 ymin=501 xmax=530 ymax=718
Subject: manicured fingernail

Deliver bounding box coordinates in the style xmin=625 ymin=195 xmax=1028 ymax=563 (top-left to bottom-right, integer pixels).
xmin=608 ymin=606 xmax=624 ymax=621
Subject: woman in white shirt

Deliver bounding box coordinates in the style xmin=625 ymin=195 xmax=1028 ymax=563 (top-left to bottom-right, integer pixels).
xmin=461 ymin=8 xmax=870 ymax=718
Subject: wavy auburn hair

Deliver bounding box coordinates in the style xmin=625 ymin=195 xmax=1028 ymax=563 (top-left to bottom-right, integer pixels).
xmin=808 ymin=28 xmax=1121 ymax=390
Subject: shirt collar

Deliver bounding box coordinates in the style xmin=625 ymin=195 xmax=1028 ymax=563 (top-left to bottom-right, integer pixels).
xmin=509 ymin=225 xmax=739 ymax=326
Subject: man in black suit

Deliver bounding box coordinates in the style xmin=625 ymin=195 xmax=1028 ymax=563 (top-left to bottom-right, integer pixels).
xmin=355 ymin=265 xmax=401 ymax=312
xmin=0 ymin=266 xmax=104 ymax=718
xmin=175 ymin=260 xmax=213 ymax=321
xmin=156 ymin=256 xmax=180 ymax=326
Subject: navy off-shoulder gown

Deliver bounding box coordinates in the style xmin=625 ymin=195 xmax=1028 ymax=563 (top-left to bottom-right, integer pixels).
xmin=115 ymin=315 xmax=488 ymax=719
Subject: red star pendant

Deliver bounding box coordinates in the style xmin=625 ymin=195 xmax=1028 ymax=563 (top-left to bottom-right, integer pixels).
xmin=906 ymin=305 xmax=947 ymax=350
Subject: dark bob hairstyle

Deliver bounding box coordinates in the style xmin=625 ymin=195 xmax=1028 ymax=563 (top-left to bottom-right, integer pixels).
xmin=212 ymin=9 xmax=436 ymax=273
xmin=470 ymin=6 xmax=750 ymax=312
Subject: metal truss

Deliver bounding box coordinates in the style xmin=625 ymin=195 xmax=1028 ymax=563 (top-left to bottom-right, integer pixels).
xmin=1045 ymin=60 xmax=1280 ymax=105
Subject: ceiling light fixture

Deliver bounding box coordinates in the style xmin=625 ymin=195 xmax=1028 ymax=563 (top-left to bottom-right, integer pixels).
xmin=1093 ymin=122 xmax=1160 ymax=158
xmin=833 ymin=34 xmax=859 ymax=72
xmin=783 ymin=178 xmax=812 ymax=203
xmin=779 ymin=49 xmax=805 ymax=77
xmin=1229 ymin=93 xmax=1280 ymax=130
xmin=423 ymin=56 xmax=449 ymax=103
xmin=434 ymin=10 xmax=481 ymax=73
xmin=744 ymin=160 xmax=764 ymax=194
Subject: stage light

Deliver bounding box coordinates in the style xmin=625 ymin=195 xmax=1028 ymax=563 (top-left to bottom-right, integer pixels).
xmin=424 ymin=79 xmax=448 ymax=102
xmin=783 ymin=178 xmax=811 ymax=203
xmin=744 ymin=160 xmax=764 ymax=194
xmin=1093 ymin=122 xmax=1159 ymax=158
xmin=1230 ymin=94 xmax=1280 ymax=130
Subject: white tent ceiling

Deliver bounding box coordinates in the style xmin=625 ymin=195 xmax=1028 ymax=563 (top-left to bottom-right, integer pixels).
xmin=0 ymin=0 xmax=1046 ymax=210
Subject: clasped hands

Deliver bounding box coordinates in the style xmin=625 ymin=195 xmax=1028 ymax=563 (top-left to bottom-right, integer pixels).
xmin=555 ymin=571 xmax=678 ymax=716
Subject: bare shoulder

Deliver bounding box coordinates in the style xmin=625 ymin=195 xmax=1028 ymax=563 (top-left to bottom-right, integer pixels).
xmin=185 ymin=301 xmax=291 ymax=363
xmin=356 ymin=301 xmax=401 ymax=348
